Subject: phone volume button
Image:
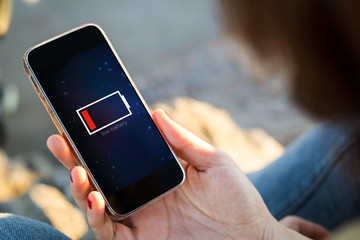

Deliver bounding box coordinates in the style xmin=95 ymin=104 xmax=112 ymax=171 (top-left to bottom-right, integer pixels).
xmin=34 ymin=86 xmax=40 ymax=94
xmin=39 ymin=93 xmax=45 ymax=101
xmin=38 ymin=94 xmax=51 ymax=113
xmin=30 ymin=76 xmax=38 ymax=87
xmin=45 ymin=105 xmax=52 ymax=114
xmin=43 ymin=102 xmax=52 ymax=113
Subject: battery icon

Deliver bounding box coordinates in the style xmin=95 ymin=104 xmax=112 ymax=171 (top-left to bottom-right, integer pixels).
xmin=76 ymin=91 xmax=132 ymax=135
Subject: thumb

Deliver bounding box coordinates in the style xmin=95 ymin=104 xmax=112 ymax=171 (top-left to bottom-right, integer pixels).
xmin=152 ymin=109 xmax=225 ymax=171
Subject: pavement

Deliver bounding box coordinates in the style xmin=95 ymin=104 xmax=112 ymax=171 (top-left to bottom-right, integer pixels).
xmin=0 ymin=0 xmax=219 ymax=158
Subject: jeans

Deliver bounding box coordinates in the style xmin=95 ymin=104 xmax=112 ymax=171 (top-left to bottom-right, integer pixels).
xmin=1 ymin=118 xmax=360 ymax=238
xmin=0 ymin=213 xmax=70 ymax=240
xmin=248 ymin=116 xmax=360 ymax=230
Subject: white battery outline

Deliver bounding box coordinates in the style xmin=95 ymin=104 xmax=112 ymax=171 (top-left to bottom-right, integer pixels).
xmin=76 ymin=91 xmax=132 ymax=135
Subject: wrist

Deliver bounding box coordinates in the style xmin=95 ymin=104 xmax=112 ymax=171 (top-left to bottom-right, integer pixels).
xmin=232 ymin=212 xmax=285 ymax=240
xmin=250 ymin=212 xmax=311 ymax=240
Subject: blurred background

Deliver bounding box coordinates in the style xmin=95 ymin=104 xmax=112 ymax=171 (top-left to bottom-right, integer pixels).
xmin=0 ymin=0 xmax=312 ymax=239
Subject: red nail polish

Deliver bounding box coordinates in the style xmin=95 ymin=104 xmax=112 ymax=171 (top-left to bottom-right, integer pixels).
xmin=87 ymin=196 xmax=92 ymax=210
xmin=70 ymin=167 xmax=75 ymax=183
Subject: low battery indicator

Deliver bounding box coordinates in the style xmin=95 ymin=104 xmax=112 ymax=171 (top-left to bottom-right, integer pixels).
xmin=76 ymin=91 xmax=132 ymax=135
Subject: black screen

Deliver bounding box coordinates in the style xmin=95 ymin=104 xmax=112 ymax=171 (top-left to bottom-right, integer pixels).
xmin=26 ymin=25 xmax=184 ymax=213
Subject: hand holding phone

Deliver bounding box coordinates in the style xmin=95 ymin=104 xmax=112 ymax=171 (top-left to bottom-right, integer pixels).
xmin=48 ymin=109 xmax=276 ymax=240
xmin=23 ymin=24 xmax=185 ymax=219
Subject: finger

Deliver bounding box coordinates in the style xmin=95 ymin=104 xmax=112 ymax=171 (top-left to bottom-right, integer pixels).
xmin=70 ymin=166 xmax=93 ymax=213
xmin=280 ymin=216 xmax=330 ymax=240
xmin=87 ymin=191 xmax=114 ymax=240
xmin=87 ymin=191 xmax=133 ymax=240
xmin=47 ymin=134 xmax=77 ymax=169
xmin=152 ymin=109 xmax=225 ymax=170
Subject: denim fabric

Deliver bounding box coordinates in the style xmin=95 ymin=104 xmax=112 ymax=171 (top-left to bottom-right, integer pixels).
xmin=248 ymin=117 xmax=360 ymax=230
xmin=0 ymin=214 xmax=70 ymax=240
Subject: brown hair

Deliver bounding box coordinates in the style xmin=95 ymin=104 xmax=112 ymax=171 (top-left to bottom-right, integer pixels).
xmin=221 ymin=0 xmax=360 ymax=119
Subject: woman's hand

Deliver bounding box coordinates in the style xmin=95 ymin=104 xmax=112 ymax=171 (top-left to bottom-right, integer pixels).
xmin=47 ymin=109 xmax=310 ymax=240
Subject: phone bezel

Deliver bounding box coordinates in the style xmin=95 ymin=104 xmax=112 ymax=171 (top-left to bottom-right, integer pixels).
xmin=22 ymin=23 xmax=185 ymax=220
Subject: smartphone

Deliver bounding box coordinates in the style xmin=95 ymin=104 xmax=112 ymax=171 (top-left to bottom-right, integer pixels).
xmin=22 ymin=24 xmax=185 ymax=220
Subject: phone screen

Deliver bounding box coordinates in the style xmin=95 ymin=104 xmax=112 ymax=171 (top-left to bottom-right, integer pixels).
xmin=26 ymin=25 xmax=184 ymax=216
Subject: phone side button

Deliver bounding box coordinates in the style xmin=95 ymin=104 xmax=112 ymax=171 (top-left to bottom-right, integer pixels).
xmin=45 ymin=104 xmax=52 ymax=114
xmin=30 ymin=76 xmax=37 ymax=85
xmin=34 ymin=85 xmax=41 ymax=94
xmin=38 ymin=91 xmax=44 ymax=100
xmin=40 ymin=97 xmax=52 ymax=114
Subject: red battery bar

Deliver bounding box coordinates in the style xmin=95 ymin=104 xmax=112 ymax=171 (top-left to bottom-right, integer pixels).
xmin=76 ymin=91 xmax=131 ymax=135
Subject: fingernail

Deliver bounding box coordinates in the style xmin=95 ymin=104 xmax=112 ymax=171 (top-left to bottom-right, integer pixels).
xmin=70 ymin=167 xmax=75 ymax=183
xmin=87 ymin=196 xmax=92 ymax=210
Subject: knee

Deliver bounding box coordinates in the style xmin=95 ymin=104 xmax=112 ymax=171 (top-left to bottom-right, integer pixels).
xmin=0 ymin=214 xmax=70 ymax=240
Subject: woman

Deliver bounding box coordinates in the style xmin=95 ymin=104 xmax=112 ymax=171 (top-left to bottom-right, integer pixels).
xmin=2 ymin=0 xmax=360 ymax=239
xmin=222 ymin=0 xmax=360 ymax=232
